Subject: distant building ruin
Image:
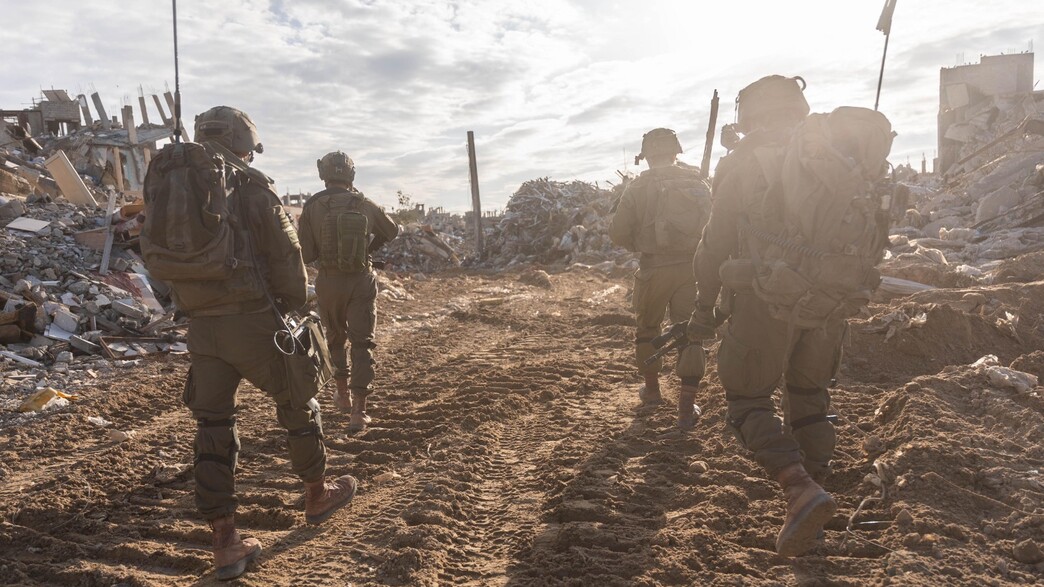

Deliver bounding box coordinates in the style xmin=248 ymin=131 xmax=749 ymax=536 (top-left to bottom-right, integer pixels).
xmin=938 ymin=52 xmax=1035 ymax=174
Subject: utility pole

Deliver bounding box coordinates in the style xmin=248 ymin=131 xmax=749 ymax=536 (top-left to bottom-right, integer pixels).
xmin=700 ymin=89 xmax=719 ymax=179
xmin=466 ymin=131 xmax=484 ymax=256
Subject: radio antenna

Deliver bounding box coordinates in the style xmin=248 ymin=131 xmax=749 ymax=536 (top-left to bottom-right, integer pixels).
xmin=172 ymin=0 xmax=183 ymax=142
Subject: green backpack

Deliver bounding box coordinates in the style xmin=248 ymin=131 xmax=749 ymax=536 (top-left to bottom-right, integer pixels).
xmin=141 ymin=141 xmax=273 ymax=313
xmin=318 ymin=191 xmax=369 ymax=273
xmin=745 ymin=106 xmax=896 ymax=327
xmin=141 ymin=142 xmax=236 ymax=281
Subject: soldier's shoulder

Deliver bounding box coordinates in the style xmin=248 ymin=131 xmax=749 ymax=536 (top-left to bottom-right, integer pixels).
xmin=237 ymin=168 xmax=280 ymax=205
xmin=627 ymin=171 xmax=655 ymax=191
xmin=301 ymin=190 xmax=329 ymax=210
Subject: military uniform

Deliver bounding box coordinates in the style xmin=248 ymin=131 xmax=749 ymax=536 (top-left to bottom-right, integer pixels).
xmin=693 ymin=127 xmax=841 ymax=479
xmin=298 ymin=187 xmax=398 ymax=397
xmin=609 ymin=163 xmax=707 ymax=388
xmin=182 ymin=172 xmax=324 ymax=518
xmin=144 ymin=106 xmax=356 ymax=580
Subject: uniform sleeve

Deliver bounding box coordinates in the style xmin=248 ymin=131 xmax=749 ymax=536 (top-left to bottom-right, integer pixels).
xmin=693 ymin=172 xmax=741 ymax=309
xmin=250 ymin=191 xmax=308 ymax=312
xmin=297 ymin=204 xmax=319 ymax=264
xmin=368 ymin=202 xmax=400 ymax=254
xmin=608 ymin=187 xmax=638 ymax=251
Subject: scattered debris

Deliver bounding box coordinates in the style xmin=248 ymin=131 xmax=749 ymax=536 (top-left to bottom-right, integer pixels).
xmin=17 ymin=387 xmax=76 ymax=412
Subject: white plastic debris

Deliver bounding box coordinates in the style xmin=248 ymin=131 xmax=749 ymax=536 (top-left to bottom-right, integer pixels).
xmin=88 ymin=416 xmax=112 ymax=428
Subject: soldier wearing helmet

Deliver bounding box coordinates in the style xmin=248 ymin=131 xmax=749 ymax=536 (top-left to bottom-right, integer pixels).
xmin=690 ymin=75 xmax=839 ymax=557
xmin=177 ymin=107 xmax=358 ymax=579
xmin=609 ymin=128 xmax=711 ymax=429
xmin=297 ymin=150 xmax=399 ymax=433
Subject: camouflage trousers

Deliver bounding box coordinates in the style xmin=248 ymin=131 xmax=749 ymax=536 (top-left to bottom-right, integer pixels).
xmin=185 ymin=311 xmax=327 ymax=521
xmin=716 ymin=292 xmax=846 ymax=478
xmin=315 ymin=270 xmax=379 ymax=396
xmin=632 ymin=264 xmax=704 ymax=386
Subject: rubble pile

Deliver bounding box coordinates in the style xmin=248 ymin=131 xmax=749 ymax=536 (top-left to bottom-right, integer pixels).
xmin=0 ymin=137 xmax=182 ymax=415
xmin=382 ymin=220 xmax=465 ymax=273
xmin=484 ymin=178 xmax=634 ymax=268
xmin=882 ymin=90 xmax=1044 ymax=288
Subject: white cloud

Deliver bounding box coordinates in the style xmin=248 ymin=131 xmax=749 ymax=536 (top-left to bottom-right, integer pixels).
xmin=2 ymin=0 xmax=1042 ymax=210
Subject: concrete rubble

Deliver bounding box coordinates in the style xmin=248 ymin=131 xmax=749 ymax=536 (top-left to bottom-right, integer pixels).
xmin=880 ymin=86 xmax=1044 ymax=290
xmin=482 ymin=177 xmax=636 ymax=271
xmin=1 ymin=106 xmax=184 ymax=414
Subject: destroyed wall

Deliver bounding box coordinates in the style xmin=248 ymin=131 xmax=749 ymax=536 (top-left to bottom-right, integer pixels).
xmin=939 ymin=52 xmax=1035 ymax=174
xmin=881 ymin=82 xmax=1044 ymax=294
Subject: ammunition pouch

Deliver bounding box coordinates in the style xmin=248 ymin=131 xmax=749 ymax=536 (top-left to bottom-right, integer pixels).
xmin=281 ymin=313 xmax=334 ymax=410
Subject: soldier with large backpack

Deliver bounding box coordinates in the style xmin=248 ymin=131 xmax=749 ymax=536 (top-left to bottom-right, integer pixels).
xmin=141 ymin=107 xmax=358 ymax=580
xmin=609 ymin=128 xmax=711 ymax=429
xmin=297 ymin=151 xmax=399 ymax=433
xmin=689 ymin=76 xmax=895 ymax=556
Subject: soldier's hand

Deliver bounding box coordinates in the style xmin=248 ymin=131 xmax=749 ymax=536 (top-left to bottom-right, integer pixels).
xmin=687 ymin=305 xmax=719 ymax=340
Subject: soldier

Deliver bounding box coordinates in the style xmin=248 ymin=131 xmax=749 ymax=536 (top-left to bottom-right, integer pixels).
xmin=148 ymin=107 xmax=359 ymax=580
xmin=297 ymin=151 xmax=399 ymax=433
xmin=689 ymin=76 xmax=838 ymax=556
xmin=609 ymin=128 xmax=710 ymax=429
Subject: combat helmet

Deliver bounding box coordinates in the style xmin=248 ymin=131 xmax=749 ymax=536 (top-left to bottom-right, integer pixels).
xmin=635 ymin=128 xmax=683 ymax=165
xmin=317 ymin=151 xmax=356 ymax=184
xmin=193 ymin=106 xmax=264 ymax=155
xmin=735 ymin=75 xmax=810 ymax=133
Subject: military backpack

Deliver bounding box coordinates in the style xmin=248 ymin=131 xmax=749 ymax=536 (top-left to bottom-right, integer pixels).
xmin=318 ymin=190 xmax=370 ymax=273
xmin=140 ymin=141 xmax=265 ymax=313
xmin=742 ymin=106 xmax=896 ymax=327
xmin=633 ymin=167 xmax=711 ymax=255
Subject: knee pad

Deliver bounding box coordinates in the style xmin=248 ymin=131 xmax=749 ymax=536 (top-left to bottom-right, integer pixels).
xmin=677 ymin=343 xmax=706 ymax=381
xmin=195 ymin=416 xmax=239 ymax=471
xmin=725 ymin=407 xmax=774 ymax=450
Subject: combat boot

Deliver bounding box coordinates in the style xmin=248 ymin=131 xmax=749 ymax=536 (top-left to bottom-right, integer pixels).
xmin=209 ymin=514 xmax=262 ymax=581
xmin=774 ymin=462 xmax=837 ymax=557
xmin=304 ymin=474 xmax=358 ymax=525
xmin=676 ymin=386 xmax=702 ymax=430
xmin=347 ymin=391 xmax=372 ymax=433
xmin=637 ymin=371 xmax=662 ymax=405
xmin=332 ymin=377 xmax=352 ymax=411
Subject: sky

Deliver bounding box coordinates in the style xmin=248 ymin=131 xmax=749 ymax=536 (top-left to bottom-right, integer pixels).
xmin=2 ymin=1 xmax=1042 ymax=212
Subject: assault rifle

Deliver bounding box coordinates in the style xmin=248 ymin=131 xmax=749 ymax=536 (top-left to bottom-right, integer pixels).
xmin=642 ymin=308 xmax=730 ymax=367
xmin=643 ymin=322 xmax=688 ymax=367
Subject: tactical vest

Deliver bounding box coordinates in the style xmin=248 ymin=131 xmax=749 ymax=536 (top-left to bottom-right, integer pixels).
xmin=317 ymin=190 xmax=369 ymax=273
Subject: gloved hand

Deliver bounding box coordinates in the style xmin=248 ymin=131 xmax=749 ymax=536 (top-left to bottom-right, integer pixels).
xmin=687 ymin=305 xmax=720 ymax=340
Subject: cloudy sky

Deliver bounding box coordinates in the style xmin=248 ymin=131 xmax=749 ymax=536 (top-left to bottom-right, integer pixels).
xmin=3 ymin=1 xmax=1042 ymax=212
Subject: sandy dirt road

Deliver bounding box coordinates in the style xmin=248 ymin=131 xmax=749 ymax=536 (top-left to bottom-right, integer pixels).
xmin=1 ymin=269 xmax=1042 ymax=586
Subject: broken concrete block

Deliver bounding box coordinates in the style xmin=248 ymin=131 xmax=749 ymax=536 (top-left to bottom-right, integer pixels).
xmin=52 ymin=307 xmax=80 ymax=333
xmin=975 ymin=186 xmax=1021 ymax=224
xmin=43 ymin=150 xmax=98 ymax=207
xmin=112 ymin=299 xmax=149 ymax=320
xmin=0 ymin=198 xmax=26 ymax=221
xmin=60 ymin=292 xmax=80 ymax=307
xmin=70 ymin=335 xmax=102 ymax=355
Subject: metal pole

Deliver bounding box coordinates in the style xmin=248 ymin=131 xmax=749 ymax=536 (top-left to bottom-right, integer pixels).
xmin=466 ymin=131 xmax=484 ymax=256
xmin=700 ymin=89 xmax=719 ymax=179
xmin=874 ymin=31 xmax=891 ymax=111
xmin=172 ymin=0 xmax=182 ymax=141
